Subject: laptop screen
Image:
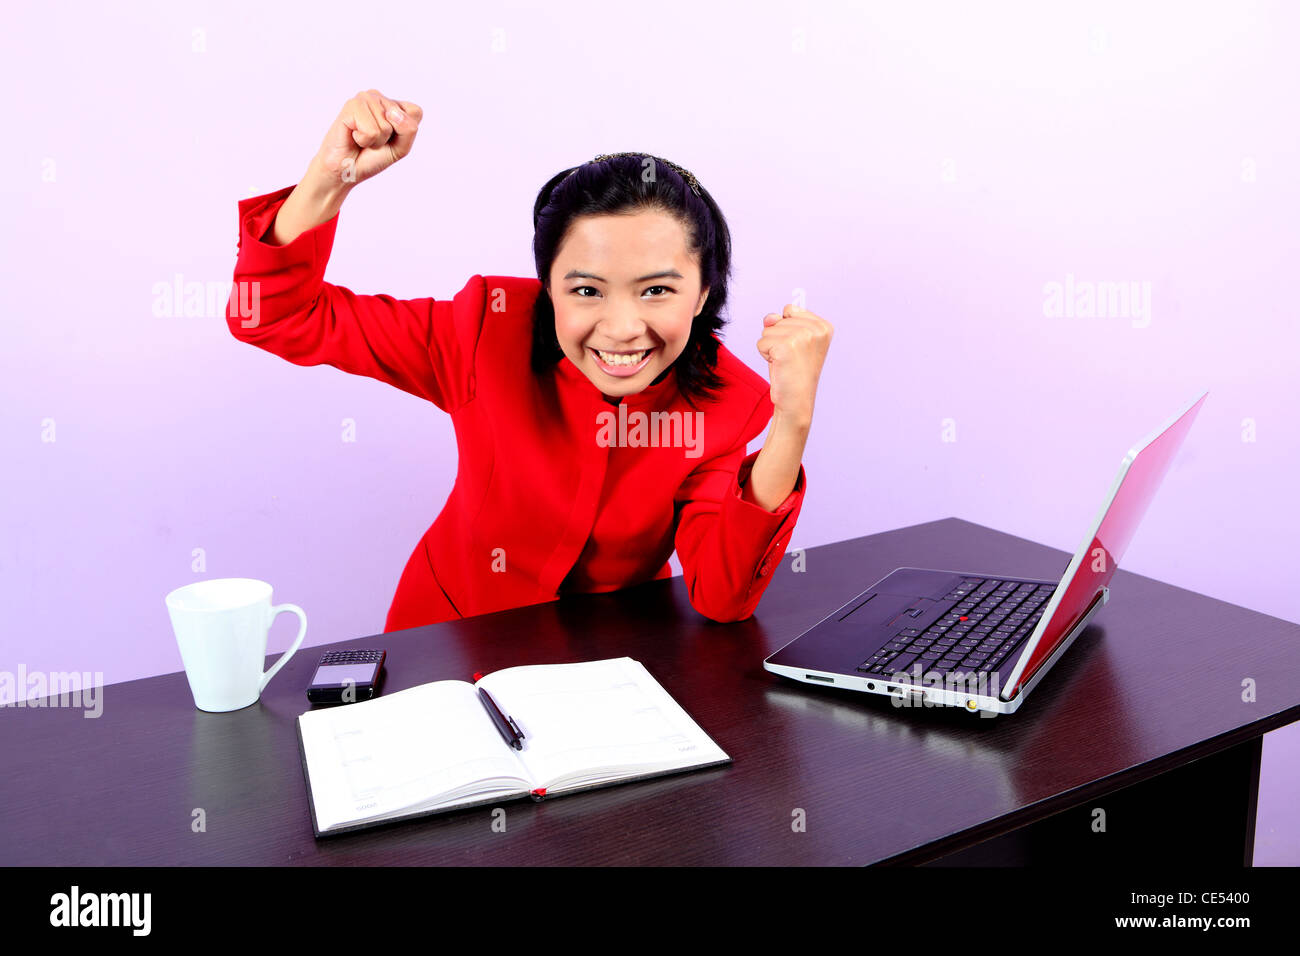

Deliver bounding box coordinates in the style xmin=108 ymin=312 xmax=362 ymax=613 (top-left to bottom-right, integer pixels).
xmin=1001 ymin=392 xmax=1208 ymax=701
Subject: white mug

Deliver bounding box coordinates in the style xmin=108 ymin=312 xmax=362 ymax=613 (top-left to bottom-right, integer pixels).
xmin=165 ymin=578 xmax=307 ymax=712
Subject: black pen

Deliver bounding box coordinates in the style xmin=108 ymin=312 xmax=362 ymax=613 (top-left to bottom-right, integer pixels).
xmin=477 ymin=686 xmax=525 ymax=750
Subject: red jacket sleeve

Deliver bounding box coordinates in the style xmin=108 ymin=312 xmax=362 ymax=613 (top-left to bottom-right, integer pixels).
xmin=226 ymin=185 xmax=483 ymax=412
xmin=673 ymin=398 xmax=807 ymax=623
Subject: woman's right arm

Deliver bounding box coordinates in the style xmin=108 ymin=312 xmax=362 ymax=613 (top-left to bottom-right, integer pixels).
xmin=228 ymin=91 xmax=483 ymax=412
xmin=264 ymin=159 xmax=353 ymax=247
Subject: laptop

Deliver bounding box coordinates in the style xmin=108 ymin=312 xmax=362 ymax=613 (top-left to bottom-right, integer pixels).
xmin=764 ymin=391 xmax=1208 ymax=716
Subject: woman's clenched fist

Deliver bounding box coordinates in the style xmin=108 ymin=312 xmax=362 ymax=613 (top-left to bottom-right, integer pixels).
xmin=267 ymin=90 xmax=423 ymax=245
xmin=756 ymin=305 xmax=834 ymax=428
xmin=313 ymin=90 xmax=423 ymax=188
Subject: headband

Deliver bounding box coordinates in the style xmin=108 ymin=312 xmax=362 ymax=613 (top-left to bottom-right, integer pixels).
xmin=565 ymin=152 xmax=702 ymax=197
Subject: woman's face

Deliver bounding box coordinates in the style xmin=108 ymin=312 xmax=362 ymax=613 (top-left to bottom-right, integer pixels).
xmin=548 ymin=209 xmax=709 ymax=402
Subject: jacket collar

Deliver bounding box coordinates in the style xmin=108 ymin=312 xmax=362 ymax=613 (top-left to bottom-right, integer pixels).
xmin=556 ymin=353 xmax=680 ymax=409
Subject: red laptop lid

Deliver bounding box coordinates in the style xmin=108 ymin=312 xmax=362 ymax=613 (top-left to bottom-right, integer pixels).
xmin=1000 ymin=392 xmax=1208 ymax=701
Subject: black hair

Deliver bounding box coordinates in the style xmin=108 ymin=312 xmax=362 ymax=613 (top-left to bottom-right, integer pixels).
xmin=530 ymin=153 xmax=732 ymax=406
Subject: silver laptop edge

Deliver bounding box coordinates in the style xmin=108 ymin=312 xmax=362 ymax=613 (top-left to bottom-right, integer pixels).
xmin=764 ymin=574 xmax=1108 ymax=715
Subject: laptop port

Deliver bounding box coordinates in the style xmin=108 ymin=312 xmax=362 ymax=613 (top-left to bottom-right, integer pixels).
xmin=805 ymin=674 xmax=834 ymax=683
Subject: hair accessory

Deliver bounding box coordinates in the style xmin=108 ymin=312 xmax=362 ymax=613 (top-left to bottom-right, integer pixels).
xmin=567 ymin=152 xmax=702 ymax=197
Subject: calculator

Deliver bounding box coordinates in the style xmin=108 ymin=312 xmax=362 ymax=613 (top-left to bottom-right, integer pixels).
xmin=306 ymin=648 xmax=387 ymax=704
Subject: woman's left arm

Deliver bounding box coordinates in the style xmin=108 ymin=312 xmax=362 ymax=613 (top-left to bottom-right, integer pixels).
xmin=670 ymin=306 xmax=831 ymax=624
xmin=743 ymin=305 xmax=834 ymax=511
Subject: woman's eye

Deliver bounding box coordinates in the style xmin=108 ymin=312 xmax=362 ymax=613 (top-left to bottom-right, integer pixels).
xmin=571 ymin=286 xmax=674 ymax=298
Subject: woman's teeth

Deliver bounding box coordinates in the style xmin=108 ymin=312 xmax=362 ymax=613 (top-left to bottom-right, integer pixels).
xmin=595 ymin=349 xmax=650 ymax=366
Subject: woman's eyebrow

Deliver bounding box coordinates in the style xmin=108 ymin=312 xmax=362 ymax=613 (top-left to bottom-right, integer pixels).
xmin=563 ymin=269 xmax=684 ymax=283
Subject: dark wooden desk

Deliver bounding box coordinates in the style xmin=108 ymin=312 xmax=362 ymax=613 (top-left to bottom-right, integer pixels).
xmin=4 ymin=518 xmax=1296 ymax=865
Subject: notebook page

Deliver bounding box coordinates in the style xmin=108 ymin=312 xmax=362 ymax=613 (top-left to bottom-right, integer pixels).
xmin=477 ymin=658 xmax=729 ymax=790
xmin=297 ymin=680 xmax=531 ymax=833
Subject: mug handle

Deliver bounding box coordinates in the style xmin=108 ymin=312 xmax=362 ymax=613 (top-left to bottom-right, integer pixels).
xmin=259 ymin=603 xmax=307 ymax=693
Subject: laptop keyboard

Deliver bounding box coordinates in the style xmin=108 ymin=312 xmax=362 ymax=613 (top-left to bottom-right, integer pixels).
xmin=857 ymin=578 xmax=1056 ymax=678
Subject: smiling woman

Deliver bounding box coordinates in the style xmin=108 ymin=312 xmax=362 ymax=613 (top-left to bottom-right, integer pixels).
xmin=227 ymin=93 xmax=831 ymax=631
xmin=551 ymin=212 xmax=702 ymax=394
xmin=531 ymin=154 xmax=728 ymax=406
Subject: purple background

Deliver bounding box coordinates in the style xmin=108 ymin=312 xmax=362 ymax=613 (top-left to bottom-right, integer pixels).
xmin=2 ymin=1 xmax=1295 ymax=863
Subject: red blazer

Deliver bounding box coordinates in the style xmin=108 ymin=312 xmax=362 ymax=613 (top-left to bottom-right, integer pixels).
xmin=227 ymin=186 xmax=806 ymax=631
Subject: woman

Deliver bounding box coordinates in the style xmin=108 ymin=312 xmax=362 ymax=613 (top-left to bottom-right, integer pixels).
xmin=227 ymin=90 xmax=833 ymax=632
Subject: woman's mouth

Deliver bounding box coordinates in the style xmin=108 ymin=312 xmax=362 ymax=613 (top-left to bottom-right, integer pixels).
xmin=590 ymin=347 xmax=656 ymax=377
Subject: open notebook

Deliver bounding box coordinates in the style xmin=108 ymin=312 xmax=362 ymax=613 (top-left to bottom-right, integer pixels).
xmin=295 ymin=657 xmax=731 ymax=837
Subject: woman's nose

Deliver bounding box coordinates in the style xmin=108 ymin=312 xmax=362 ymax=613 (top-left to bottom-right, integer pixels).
xmin=598 ymin=308 xmax=646 ymax=341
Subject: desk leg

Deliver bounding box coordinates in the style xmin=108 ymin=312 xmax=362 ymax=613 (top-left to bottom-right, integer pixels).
xmin=920 ymin=736 xmax=1263 ymax=867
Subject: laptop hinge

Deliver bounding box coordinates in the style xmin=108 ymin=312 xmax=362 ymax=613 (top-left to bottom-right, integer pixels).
xmin=1000 ymin=586 xmax=1108 ymax=702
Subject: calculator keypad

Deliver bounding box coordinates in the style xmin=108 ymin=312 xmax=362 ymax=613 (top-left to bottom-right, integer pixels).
xmin=319 ymin=649 xmax=384 ymax=665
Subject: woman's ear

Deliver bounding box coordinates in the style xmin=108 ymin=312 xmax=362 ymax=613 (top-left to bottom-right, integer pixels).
xmin=696 ymin=285 xmax=710 ymax=316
